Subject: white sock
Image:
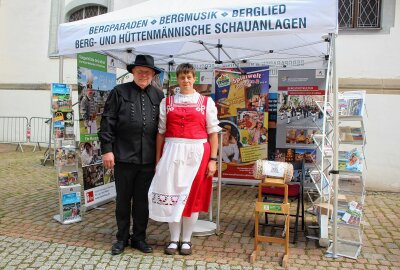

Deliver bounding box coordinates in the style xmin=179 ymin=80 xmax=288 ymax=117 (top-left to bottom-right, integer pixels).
xmin=168 ymin=221 xmax=181 ymax=249
xmin=181 ymin=212 xmax=199 ymax=249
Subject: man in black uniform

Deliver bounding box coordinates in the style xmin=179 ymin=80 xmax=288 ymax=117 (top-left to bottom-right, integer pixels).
xmin=99 ymin=55 xmax=164 ymax=255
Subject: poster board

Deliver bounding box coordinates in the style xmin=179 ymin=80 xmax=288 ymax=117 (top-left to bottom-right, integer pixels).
xmin=77 ymin=52 xmax=117 ymax=209
xmin=273 ymin=69 xmax=327 ymax=164
xmin=214 ymin=67 xmax=269 ymax=179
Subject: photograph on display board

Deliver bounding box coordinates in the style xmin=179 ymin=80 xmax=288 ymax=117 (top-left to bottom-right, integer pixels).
xmin=285 ymin=128 xmax=319 ymax=146
xmin=304 ymin=150 xmax=317 ymax=164
xmin=295 ymin=148 xmax=316 ymax=164
xmin=285 ymin=148 xmax=295 ymax=163
xmin=82 ymin=164 xmax=105 ymax=190
xmin=103 ymin=168 xmax=115 ymax=185
xmin=214 ymin=67 xmax=270 ymax=179
xmin=220 ymin=120 xmax=242 ymax=164
xmin=277 ymin=94 xmax=324 ymax=127
xmin=237 ymin=110 xmax=268 ymax=146
xmin=274 ymin=148 xmax=287 ymax=162
xmin=79 ymin=141 xmax=102 ymax=167
xmin=306 ymin=129 xmax=320 ymax=144
xmin=245 ymin=83 xmax=268 ymax=112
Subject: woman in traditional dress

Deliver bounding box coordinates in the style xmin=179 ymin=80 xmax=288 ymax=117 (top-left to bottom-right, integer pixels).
xmin=148 ymin=63 xmax=221 ymax=256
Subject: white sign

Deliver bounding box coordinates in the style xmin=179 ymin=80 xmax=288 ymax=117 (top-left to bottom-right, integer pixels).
xmin=58 ymin=0 xmax=338 ymax=55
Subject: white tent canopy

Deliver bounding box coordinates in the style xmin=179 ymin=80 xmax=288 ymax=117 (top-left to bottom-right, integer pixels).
xmin=58 ymin=0 xmax=338 ymax=71
xmin=57 ymin=0 xmax=340 ymax=252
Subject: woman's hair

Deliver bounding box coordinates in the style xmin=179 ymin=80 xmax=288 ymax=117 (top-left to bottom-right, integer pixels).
xmin=176 ymin=63 xmax=196 ymax=77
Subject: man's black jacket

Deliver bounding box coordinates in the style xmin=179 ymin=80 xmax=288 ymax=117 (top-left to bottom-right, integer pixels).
xmin=98 ymin=81 xmax=164 ymax=164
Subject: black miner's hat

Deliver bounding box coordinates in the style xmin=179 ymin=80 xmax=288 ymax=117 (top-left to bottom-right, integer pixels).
xmin=127 ymin=54 xmax=161 ymax=74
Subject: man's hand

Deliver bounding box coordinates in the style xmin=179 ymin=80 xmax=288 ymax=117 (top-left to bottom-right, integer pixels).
xmin=102 ymin=152 xmax=115 ymax=169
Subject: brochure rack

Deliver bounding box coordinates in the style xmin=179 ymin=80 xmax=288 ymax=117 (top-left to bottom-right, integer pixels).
xmin=50 ymin=83 xmax=82 ymax=224
xmin=327 ymin=91 xmax=367 ymax=259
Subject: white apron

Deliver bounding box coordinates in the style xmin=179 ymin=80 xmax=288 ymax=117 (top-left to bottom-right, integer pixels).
xmin=148 ymin=137 xmax=206 ymax=222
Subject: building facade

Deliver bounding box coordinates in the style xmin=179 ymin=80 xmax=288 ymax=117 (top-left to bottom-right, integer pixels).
xmin=0 ymin=0 xmax=398 ymax=191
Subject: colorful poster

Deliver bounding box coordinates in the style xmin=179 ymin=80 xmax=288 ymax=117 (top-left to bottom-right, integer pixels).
xmin=77 ymin=52 xmax=116 ymax=208
xmin=274 ymin=69 xmax=326 ymax=164
xmin=214 ymin=67 xmax=269 ymax=180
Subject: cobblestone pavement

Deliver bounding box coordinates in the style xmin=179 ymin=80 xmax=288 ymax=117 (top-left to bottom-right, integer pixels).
xmin=0 ymin=144 xmax=399 ymax=269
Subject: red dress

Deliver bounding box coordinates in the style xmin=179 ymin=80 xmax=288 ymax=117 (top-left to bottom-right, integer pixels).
xmin=148 ymin=94 xmax=213 ymax=221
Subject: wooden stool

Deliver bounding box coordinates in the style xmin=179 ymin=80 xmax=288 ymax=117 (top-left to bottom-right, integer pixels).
xmin=250 ymin=178 xmax=290 ymax=268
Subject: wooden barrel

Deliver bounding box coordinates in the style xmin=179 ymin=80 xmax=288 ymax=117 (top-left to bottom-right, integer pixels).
xmin=253 ymin=160 xmax=294 ymax=183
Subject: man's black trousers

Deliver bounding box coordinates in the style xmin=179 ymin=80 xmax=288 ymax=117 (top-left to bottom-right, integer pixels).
xmin=114 ymin=162 xmax=154 ymax=242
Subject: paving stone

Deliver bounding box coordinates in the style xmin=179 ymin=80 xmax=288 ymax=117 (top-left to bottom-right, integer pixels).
xmin=0 ymin=144 xmax=399 ymax=269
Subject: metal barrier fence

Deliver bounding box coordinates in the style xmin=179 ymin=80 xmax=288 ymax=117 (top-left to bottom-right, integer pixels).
xmin=0 ymin=116 xmax=29 ymax=151
xmin=0 ymin=116 xmax=81 ymax=154
xmin=29 ymin=117 xmax=52 ymax=151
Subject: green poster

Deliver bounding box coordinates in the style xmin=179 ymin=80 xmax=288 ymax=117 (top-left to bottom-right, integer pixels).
xmin=77 ymin=52 xmax=107 ymax=72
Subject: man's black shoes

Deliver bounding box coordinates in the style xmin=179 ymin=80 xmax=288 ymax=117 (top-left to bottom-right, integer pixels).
xmin=112 ymin=240 xmax=153 ymax=255
xmin=111 ymin=240 xmax=128 ymax=255
xmin=131 ymin=240 xmax=153 ymax=253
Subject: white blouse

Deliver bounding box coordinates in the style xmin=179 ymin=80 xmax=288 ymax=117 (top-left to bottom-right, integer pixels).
xmin=158 ymin=91 xmax=221 ymax=135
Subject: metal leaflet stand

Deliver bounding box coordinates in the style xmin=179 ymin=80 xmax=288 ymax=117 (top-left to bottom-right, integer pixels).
xmin=53 ymin=132 xmax=82 ymax=224
xmin=54 ymin=56 xmax=82 ymax=224
xmin=193 ymin=131 xmax=223 ymax=236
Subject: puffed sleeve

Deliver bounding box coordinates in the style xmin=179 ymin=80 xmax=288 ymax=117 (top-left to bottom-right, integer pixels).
xmin=158 ymin=97 xmax=167 ymax=134
xmin=206 ymin=97 xmax=222 ymax=134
